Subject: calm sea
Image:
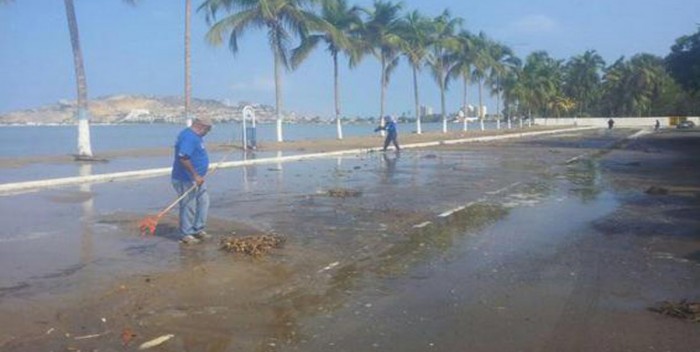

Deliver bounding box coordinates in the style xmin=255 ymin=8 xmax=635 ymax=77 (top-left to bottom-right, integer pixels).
xmin=0 ymin=121 xmax=497 ymax=158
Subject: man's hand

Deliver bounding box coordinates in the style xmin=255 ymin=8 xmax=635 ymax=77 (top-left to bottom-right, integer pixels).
xmin=194 ymin=174 xmax=205 ymax=186
xmin=179 ymin=157 xmax=205 ymax=186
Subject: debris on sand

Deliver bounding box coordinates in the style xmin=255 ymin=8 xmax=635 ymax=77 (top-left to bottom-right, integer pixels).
xmin=139 ymin=334 xmax=174 ymax=350
xmin=220 ymin=234 xmax=285 ymax=257
xmin=645 ymin=186 xmax=669 ymax=195
xmin=121 ymin=327 xmax=137 ymax=346
xmin=649 ymin=300 xmax=700 ymax=322
xmin=328 ymin=188 xmax=362 ymax=198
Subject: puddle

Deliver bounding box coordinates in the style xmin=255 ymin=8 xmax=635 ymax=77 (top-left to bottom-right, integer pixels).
xmin=0 ymin=137 xmax=641 ymax=351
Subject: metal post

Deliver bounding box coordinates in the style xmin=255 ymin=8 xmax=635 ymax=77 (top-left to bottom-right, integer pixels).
xmin=242 ymin=105 xmax=257 ymax=150
xmin=242 ymin=106 xmax=249 ymax=150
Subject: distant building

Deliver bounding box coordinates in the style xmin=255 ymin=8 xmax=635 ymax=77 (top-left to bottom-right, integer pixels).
xmin=479 ymin=105 xmax=487 ymax=118
xmin=419 ymin=105 xmax=433 ymax=118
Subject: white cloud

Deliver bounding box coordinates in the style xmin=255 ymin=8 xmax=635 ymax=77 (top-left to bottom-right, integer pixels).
xmin=230 ymin=77 xmax=276 ymax=92
xmin=512 ymin=14 xmax=558 ymax=33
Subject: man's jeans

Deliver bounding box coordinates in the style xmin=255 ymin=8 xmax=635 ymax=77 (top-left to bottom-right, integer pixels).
xmin=172 ymin=179 xmax=209 ymax=237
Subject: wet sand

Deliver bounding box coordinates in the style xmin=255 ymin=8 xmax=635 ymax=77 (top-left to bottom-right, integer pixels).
xmin=0 ymin=127 xmax=698 ymax=351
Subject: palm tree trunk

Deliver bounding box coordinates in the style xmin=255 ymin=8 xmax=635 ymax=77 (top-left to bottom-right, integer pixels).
xmin=333 ymin=52 xmax=343 ymax=139
xmin=64 ymin=0 xmax=93 ymax=158
xmin=440 ymin=73 xmax=447 ymax=134
xmin=379 ymin=55 xmax=386 ymax=136
xmin=496 ymin=86 xmax=501 ymax=130
xmin=478 ymin=79 xmax=485 ymax=131
xmin=274 ymin=49 xmax=283 ymax=142
xmin=496 ymin=84 xmax=501 ymax=126
xmin=412 ymin=66 xmax=421 ymax=134
xmin=184 ymin=0 xmax=192 ymax=126
xmin=462 ymin=76 xmax=468 ymax=131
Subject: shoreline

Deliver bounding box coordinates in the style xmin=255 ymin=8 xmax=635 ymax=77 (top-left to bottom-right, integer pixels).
xmin=0 ymin=126 xmax=588 ymax=194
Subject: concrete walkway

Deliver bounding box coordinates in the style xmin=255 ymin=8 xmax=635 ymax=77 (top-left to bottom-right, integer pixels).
xmin=0 ymin=126 xmax=597 ymax=194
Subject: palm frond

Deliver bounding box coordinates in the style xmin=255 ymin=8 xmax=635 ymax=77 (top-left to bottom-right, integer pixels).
xmin=290 ymin=34 xmax=322 ymax=69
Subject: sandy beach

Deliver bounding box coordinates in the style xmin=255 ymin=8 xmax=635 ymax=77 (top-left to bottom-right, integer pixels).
xmin=0 ymin=126 xmax=698 ymax=351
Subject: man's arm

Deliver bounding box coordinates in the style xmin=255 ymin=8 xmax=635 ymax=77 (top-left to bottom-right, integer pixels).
xmin=179 ymin=156 xmax=205 ymax=186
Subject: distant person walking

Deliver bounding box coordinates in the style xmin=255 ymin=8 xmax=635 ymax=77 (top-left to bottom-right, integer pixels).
xmin=375 ymin=115 xmax=400 ymax=152
xmin=608 ymin=118 xmax=615 ymax=130
xmin=171 ymin=117 xmax=213 ymax=244
xmin=655 ymin=119 xmax=661 ymax=131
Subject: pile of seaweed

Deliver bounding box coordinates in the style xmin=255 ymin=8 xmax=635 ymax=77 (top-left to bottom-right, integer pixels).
xmin=327 ymin=188 xmax=362 ymax=198
xmin=220 ymin=234 xmax=285 ymax=257
xmin=649 ymin=300 xmax=700 ymax=322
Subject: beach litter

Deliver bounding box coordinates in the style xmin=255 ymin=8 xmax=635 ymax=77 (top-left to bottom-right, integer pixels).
xmin=328 ymin=188 xmax=362 ymax=198
xmin=139 ymin=334 xmax=174 ymax=350
xmin=318 ymin=261 xmax=340 ymax=273
xmin=122 ymin=327 xmax=137 ymax=346
xmin=74 ymin=331 xmax=109 ymax=340
xmin=649 ymin=300 xmax=700 ymax=322
xmin=220 ymin=234 xmax=285 ymax=257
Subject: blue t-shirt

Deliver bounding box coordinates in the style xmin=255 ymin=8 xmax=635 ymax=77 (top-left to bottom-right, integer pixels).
xmin=385 ymin=120 xmax=397 ymax=135
xmin=171 ymin=128 xmax=209 ymax=182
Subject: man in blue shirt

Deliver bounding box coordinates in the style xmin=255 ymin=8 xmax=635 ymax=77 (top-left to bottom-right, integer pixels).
xmin=171 ymin=117 xmax=212 ymax=244
xmin=374 ymin=115 xmax=400 ymax=152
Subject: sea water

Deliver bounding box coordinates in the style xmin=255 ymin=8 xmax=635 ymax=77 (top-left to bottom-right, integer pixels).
xmin=0 ymin=121 xmax=496 ymax=158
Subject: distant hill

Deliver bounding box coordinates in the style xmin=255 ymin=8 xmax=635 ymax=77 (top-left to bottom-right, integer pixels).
xmin=0 ymin=95 xmax=301 ymax=125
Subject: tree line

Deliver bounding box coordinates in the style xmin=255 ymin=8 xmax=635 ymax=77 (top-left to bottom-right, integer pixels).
xmin=8 ymin=0 xmax=700 ymax=157
xmin=200 ymin=0 xmax=700 ymax=141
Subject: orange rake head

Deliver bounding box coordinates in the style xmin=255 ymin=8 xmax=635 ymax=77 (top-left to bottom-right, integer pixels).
xmin=139 ymin=215 xmax=160 ymax=236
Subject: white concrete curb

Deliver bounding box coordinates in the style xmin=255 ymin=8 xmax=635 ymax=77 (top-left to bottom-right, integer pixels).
xmin=0 ymin=126 xmax=598 ymax=195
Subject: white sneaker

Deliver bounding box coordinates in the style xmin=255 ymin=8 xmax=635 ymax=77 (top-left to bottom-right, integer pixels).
xmin=180 ymin=235 xmax=201 ymax=245
xmin=194 ymin=231 xmax=212 ymax=240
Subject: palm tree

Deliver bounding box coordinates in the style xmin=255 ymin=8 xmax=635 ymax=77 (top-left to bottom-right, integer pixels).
xmin=448 ymin=30 xmax=474 ymax=131
xmin=564 ymin=50 xmax=604 ymax=116
xmin=425 ymin=10 xmax=461 ymax=133
xmin=200 ymin=0 xmax=328 ymax=142
xmin=397 ymin=10 xmax=432 ymax=134
xmin=601 ymin=54 xmax=666 ymax=116
xmin=63 ymin=0 xmax=136 ymax=160
xmin=184 ymin=0 xmax=193 ymax=125
xmin=486 ymin=41 xmax=519 ymax=126
xmin=469 ymin=32 xmax=493 ymax=130
xmin=64 ymin=0 xmax=93 ymax=159
xmin=361 ymin=0 xmax=404 ymax=130
xmin=517 ymin=51 xmax=563 ymax=118
xmin=291 ymin=0 xmax=360 ymax=140
xmin=500 ymin=63 xmax=522 ymax=121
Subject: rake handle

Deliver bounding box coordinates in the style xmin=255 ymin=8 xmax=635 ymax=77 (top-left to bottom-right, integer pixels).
xmin=157 ymin=183 xmax=198 ymax=218
xmin=152 ymin=146 xmax=237 ymax=220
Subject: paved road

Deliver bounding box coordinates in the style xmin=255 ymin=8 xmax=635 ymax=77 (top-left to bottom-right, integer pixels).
xmin=1 ymin=128 xmax=699 ymax=351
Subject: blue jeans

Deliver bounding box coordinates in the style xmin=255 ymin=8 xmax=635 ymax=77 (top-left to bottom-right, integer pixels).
xmin=172 ymin=179 xmax=209 ymax=237
xmin=383 ymin=131 xmax=399 ymax=151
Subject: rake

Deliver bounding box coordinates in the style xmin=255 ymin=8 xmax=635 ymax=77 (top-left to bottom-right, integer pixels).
xmin=139 ymin=145 xmax=240 ymax=236
xmin=139 ymin=183 xmax=197 ymax=236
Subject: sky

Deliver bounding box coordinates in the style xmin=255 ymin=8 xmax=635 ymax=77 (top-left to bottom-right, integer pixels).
xmin=1 ymin=0 xmax=698 ymax=118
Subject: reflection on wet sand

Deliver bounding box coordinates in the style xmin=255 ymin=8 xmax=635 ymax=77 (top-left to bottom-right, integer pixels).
xmin=79 ymin=164 xmax=94 ymax=265
xmin=242 ymin=151 xmax=257 ymax=192
xmin=381 ymin=151 xmax=399 ymax=182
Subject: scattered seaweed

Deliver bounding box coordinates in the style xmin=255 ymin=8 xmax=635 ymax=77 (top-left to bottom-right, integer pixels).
xmin=220 ymin=234 xmax=286 ymax=257
xmin=649 ymin=300 xmax=700 ymax=322
xmin=327 ymin=188 xmax=362 ymax=198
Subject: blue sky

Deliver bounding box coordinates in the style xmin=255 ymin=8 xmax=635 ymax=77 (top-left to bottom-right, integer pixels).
xmin=1 ymin=0 xmax=698 ymax=117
